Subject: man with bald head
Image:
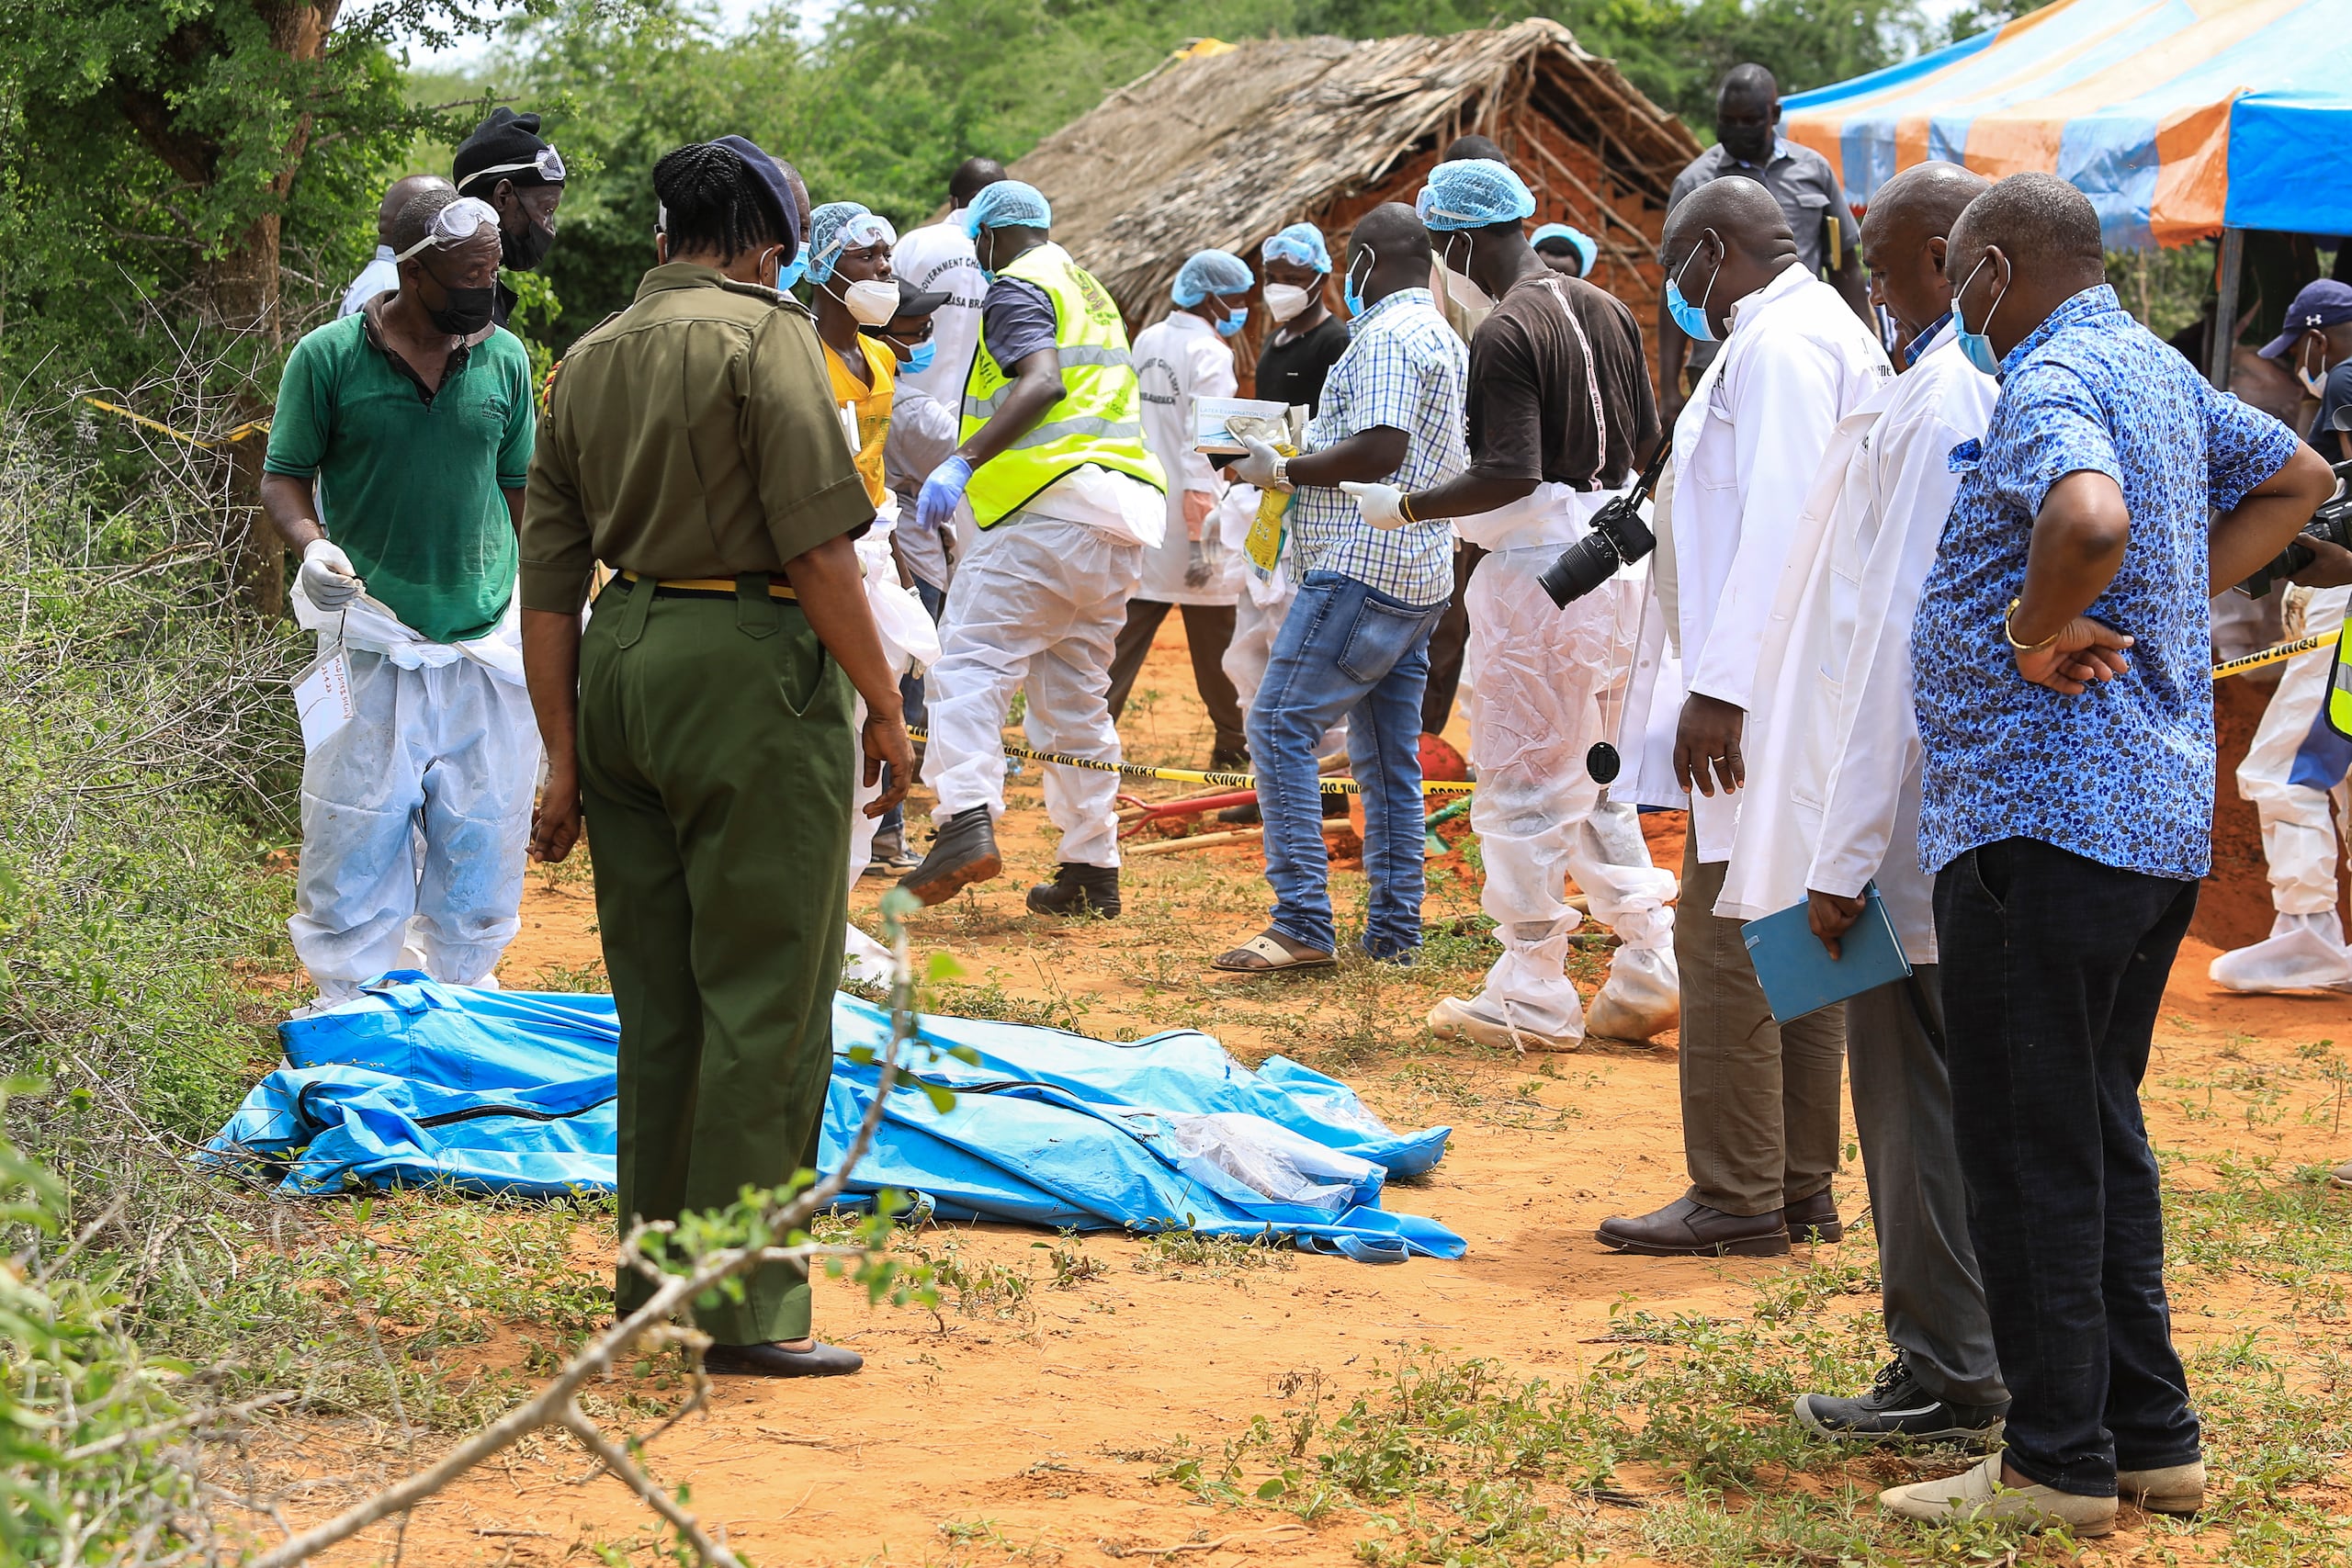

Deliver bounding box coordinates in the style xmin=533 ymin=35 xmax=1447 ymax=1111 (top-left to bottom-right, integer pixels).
xmin=1659 ymin=64 xmax=1871 ymax=423
xmin=340 ymin=174 xmax=455 ymax=317
xmin=1599 ymin=173 xmax=1890 ymax=1259
xmin=1875 ymin=173 xmax=2334 ymax=1534
xmin=1715 ymin=162 xmax=2008 ymax=1440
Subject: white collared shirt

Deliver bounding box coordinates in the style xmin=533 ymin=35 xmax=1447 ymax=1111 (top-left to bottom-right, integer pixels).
xmin=1621 ymin=261 xmax=1891 ymax=861
xmin=1713 ymin=326 xmax=1996 ymax=957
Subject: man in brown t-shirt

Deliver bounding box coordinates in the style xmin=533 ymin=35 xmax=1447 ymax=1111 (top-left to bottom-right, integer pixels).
xmin=1388 ymin=158 xmax=1680 ymax=1053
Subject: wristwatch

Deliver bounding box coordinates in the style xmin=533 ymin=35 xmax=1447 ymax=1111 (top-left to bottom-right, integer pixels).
xmin=1268 ymin=453 xmax=1294 ymax=493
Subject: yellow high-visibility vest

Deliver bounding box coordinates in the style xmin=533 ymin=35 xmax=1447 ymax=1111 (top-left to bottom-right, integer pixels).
xmin=960 ymin=243 xmax=1166 ymax=527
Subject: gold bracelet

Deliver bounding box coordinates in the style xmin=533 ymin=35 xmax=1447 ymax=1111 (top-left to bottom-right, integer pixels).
xmin=1398 ymin=492 xmax=1419 ymax=525
xmin=2004 ymin=597 xmax=2059 ymax=652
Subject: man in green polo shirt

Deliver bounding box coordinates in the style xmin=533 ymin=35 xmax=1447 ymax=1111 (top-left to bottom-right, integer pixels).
xmin=261 ymin=186 xmax=540 ymax=1006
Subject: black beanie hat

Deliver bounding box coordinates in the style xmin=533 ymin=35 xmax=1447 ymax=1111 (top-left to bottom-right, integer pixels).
xmin=455 ymin=107 xmax=560 ymax=195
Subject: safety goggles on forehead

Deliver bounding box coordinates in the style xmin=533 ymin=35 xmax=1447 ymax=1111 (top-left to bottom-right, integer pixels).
xmin=391 ymin=197 xmax=502 ymax=262
xmin=459 ymin=145 xmax=567 ymax=190
xmin=818 ymin=211 xmax=898 ymax=265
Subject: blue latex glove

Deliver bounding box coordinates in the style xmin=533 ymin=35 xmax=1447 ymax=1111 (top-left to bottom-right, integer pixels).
xmin=917 ymin=456 xmax=975 ymax=535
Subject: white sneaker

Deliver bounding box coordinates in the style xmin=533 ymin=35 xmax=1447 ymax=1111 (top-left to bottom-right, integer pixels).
xmin=1878 ymin=1453 xmax=2116 ymax=1536
xmin=1585 ymin=945 xmax=1679 ymax=1042
xmin=2117 ymin=1458 xmax=2204 ymax=1516
xmin=1426 ymin=995 xmax=1580 ymax=1053
xmin=2209 ymin=911 xmax=2352 ymax=993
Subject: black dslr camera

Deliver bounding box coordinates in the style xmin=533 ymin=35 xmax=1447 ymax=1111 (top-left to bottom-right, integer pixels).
xmin=2235 ymin=454 xmax=2352 ymax=599
xmin=1538 ymin=442 xmax=1675 ymax=608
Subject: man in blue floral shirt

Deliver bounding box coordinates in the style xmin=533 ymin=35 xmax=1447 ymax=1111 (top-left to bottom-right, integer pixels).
xmin=1882 ymin=174 xmax=2335 ymax=1537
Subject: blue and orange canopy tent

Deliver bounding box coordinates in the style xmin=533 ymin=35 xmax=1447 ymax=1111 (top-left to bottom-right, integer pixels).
xmin=1782 ymin=0 xmax=2351 ymax=250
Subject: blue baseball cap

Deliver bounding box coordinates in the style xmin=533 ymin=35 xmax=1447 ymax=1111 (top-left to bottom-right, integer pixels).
xmin=2259 ymin=279 xmax=2352 ymax=358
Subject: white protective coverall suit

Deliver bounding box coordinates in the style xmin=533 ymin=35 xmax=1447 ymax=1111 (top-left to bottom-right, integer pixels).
xmin=289 ymin=581 xmax=539 ymax=1000
xmin=924 ymin=470 xmax=1158 ymax=868
xmin=843 ymin=502 xmax=946 ymax=984
xmin=2212 ymin=583 xmax=2352 ymax=991
xmin=1436 ymin=484 xmax=1679 ymax=1046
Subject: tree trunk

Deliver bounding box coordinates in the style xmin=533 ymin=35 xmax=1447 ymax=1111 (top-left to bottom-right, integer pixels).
xmin=198 ymin=212 xmax=289 ymax=619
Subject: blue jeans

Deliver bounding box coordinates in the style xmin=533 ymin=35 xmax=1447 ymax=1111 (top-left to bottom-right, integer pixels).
xmin=1247 ymin=570 xmax=1444 ymax=958
xmin=1935 ymin=837 xmax=2201 ymax=1495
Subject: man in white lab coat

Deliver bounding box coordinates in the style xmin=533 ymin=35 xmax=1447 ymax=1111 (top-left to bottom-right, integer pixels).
xmin=1598 ymin=175 xmax=1891 ymax=1258
xmin=1714 ymin=164 xmax=2010 ymax=1441
xmin=1107 ymin=249 xmax=1251 ymax=767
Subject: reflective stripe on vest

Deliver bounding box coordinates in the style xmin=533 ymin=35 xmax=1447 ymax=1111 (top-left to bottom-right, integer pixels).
xmin=960 ymin=243 xmax=1167 ymax=527
xmin=2329 ymin=622 xmax=2352 ymax=741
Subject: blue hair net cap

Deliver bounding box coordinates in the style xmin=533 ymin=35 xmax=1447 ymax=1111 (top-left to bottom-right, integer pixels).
xmin=959 ymin=180 xmax=1052 ymax=238
xmin=806 ymin=201 xmax=898 ymax=284
xmin=1531 ymin=222 xmax=1598 ymax=276
xmin=1417 ymin=158 xmax=1537 ymax=231
xmin=1261 ymin=222 xmax=1331 ymax=274
xmin=1172 ymin=249 xmax=1254 ymax=307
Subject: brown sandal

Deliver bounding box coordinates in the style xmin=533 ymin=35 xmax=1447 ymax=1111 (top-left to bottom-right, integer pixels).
xmin=1212 ymin=930 xmax=1338 ymax=973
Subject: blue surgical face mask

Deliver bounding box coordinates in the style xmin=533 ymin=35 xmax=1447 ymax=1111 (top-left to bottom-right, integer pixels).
xmin=1342 ymin=252 xmax=1373 ymax=319
xmin=1666 ymin=239 xmax=1717 ymax=343
xmin=1952 ymin=255 xmax=2007 ymax=378
xmin=774 ymin=253 xmax=808 ymax=293
xmin=897 ymin=339 xmax=936 ymax=375
xmin=1216 ymin=304 xmax=1248 ymax=338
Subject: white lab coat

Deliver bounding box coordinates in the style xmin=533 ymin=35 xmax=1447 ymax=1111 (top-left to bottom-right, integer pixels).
xmin=1713 ymin=328 xmax=1996 ymax=961
xmin=887 ymin=220 xmax=989 ymax=592
xmin=1615 ymin=262 xmax=1892 ymax=862
xmin=1131 ymin=311 xmax=1241 ymax=605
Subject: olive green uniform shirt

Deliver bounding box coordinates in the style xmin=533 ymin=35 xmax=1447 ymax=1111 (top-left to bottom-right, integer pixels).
xmin=521 ymin=263 xmax=875 ymax=613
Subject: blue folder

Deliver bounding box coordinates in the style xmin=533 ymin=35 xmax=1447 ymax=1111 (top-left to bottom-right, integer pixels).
xmin=1740 ymin=885 xmax=1912 ymax=1025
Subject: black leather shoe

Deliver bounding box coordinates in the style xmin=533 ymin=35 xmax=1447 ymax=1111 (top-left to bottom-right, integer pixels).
xmin=704 ymin=1340 xmax=864 ymax=1378
xmin=1795 ymin=1354 xmax=2006 ymax=1443
xmin=1783 ymin=1188 xmax=1844 ymax=1244
xmin=1210 ymin=747 xmax=1250 ymax=773
xmin=1216 ymin=800 xmax=1263 ymax=825
xmin=1596 ymin=1195 xmax=1791 ymax=1257
xmin=1027 ymin=862 xmax=1121 ymax=919
xmin=896 ymin=807 xmax=1001 ymax=906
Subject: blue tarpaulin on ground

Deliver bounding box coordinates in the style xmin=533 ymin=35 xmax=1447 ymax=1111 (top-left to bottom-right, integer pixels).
xmin=205 ymin=975 xmax=1463 ymax=1262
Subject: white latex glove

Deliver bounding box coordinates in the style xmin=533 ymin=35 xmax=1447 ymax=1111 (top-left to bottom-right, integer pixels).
xmin=1230 ymin=434 xmax=1286 ymax=491
xmin=299 ymin=537 xmax=363 ymax=608
xmin=1339 ymin=480 xmax=1408 ymax=531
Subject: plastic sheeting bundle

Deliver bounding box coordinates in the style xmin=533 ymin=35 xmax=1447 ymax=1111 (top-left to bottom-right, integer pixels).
xmin=205 ymin=976 xmax=1464 ymax=1262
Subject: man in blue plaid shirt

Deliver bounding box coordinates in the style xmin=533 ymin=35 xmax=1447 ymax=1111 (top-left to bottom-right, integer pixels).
xmin=1216 ymin=204 xmax=1468 ymax=972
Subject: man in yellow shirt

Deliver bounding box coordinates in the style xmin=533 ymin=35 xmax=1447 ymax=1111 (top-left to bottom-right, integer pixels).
xmin=808 ymin=201 xmax=903 ymax=505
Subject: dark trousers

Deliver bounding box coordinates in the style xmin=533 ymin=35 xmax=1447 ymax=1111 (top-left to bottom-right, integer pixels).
xmin=1104 ymin=599 xmax=1246 ymax=761
xmin=1419 ymin=542 xmax=1486 ymax=736
xmin=1847 ymin=967 xmax=2006 ymax=1407
xmin=579 ymin=577 xmax=851 ymax=1345
xmin=1935 ymin=837 xmax=2202 ymax=1495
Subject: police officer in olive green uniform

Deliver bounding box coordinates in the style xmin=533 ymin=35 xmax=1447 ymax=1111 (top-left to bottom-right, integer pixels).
xmin=520 ymin=136 xmax=914 ymax=1379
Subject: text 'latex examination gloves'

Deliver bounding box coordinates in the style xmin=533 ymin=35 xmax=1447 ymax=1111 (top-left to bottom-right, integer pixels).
xmin=1339 ymin=480 xmax=1408 ymax=530
xmin=916 ymin=456 xmax=974 ymax=534
xmin=1230 ymin=434 xmax=1285 ymax=491
xmin=300 ymin=538 xmax=364 ymax=608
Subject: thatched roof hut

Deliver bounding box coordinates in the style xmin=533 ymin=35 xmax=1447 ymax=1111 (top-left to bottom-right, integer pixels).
xmin=1009 ymin=19 xmax=1702 ymax=371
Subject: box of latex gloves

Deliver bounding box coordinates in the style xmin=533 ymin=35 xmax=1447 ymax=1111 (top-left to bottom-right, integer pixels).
xmin=1193 ymin=397 xmax=1302 ymax=456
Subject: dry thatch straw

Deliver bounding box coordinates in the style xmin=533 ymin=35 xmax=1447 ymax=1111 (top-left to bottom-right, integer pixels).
xmin=1011 ymin=19 xmax=1702 ymax=341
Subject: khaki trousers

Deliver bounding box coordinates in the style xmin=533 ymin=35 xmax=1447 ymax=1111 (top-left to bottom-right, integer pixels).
xmin=1675 ymin=842 xmax=1847 ymax=1216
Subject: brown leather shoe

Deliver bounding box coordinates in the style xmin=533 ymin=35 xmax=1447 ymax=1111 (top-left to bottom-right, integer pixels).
xmin=1782 ymin=1188 xmax=1844 ymax=1244
xmin=1596 ymin=1195 xmax=1791 ymax=1257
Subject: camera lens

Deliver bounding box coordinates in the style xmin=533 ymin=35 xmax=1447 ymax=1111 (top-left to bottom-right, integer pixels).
xmin=1538 ymin=535 xmax=1621 ymax=608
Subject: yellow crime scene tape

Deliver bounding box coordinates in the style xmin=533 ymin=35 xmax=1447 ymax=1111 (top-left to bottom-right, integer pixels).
xmin=2211 ymin=635 xmax=2330 ymax=681
xmin=906 ymin=728 xmax=1476 ymax=795
xmin=82 ymin=397 xmax=270 ymax=448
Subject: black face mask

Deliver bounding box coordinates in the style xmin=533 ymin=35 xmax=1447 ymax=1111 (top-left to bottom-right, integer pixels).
xmin=502 ymin=213 xmax=556 ymax=272
xmin=1718 ymin=121 xmax=1774 ymax=164
xmin=424 ymin=272 xmax=497 ymax=335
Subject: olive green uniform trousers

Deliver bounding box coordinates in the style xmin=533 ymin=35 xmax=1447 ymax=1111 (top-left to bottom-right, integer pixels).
xmin=579 ymin=574 xmax=852 ymax=1345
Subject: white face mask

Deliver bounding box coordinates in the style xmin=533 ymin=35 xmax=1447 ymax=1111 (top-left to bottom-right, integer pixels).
xmin=1262 ymin=282 xmax=1315 ymax=324
xmin=2300 ymin=340 xmax=2329 ymax=399
xmin=837 ymin=277 xmax=899 ymax=327
xmin=1440 ymin=235 xmax=1492 ymax=314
